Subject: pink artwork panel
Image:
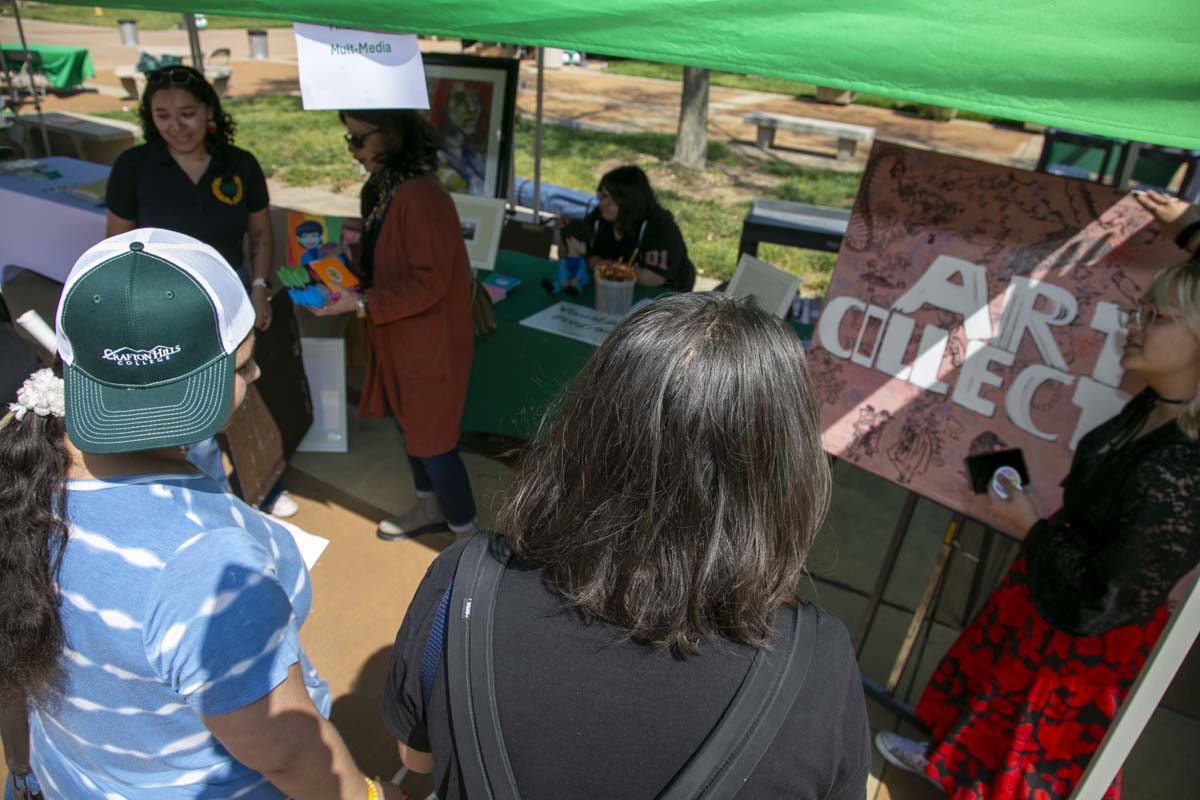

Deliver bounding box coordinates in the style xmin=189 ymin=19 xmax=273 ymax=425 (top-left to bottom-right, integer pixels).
xmin=809 ymin=143 xmax=1185 ymax=534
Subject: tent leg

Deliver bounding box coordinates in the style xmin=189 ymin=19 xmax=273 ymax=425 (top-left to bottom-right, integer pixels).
xmin=533 ymin=47 xmax=544 ymax=220
xmin=183 ymin=14 xmax=205 ymax=72
xmin=8 ymin=0 xmax=51 ymax=156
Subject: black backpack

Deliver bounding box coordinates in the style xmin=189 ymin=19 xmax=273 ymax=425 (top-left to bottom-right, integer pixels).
xmin=420 ymin=533 xmax=818 ymax=800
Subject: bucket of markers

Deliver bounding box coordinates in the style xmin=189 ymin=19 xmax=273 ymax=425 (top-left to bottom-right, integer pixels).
xmin=595 ymin=260 xmax=637 ymax=317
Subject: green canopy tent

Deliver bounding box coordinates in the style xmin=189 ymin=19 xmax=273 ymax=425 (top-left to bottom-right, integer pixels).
xmin=5 ymin=6 xmax=1200 ymax=798
xmin=34 ymin=0 xmax=1200 ymax=148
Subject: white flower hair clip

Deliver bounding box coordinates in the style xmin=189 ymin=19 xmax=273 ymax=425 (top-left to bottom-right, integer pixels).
xmin=7 ymin=368 xmax=65 ymax=422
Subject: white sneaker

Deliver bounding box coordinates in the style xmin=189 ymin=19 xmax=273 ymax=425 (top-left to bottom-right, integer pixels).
xmin=266 ymin=491 xmax=299 ymax=518
xmin=450 ymin=520 xmax=479 ymax=542
xmin=377 ymin=494 xmax=448 ymax=541
xmin=875 ymin=731 xmax=935 ymax=781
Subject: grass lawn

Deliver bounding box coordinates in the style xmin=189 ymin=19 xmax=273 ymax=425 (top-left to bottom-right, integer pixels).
xmin=101 ymin=96 xmax=863 ymax=294
xmin=1 ymin=4 xmax=290 ymax=30
xmin=604 ymin=60 xmax=1004 ymax=125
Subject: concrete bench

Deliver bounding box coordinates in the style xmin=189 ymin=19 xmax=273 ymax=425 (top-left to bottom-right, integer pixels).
xmin=738 ymin=198 xmax=851 ymax=258
xmin=115 ymin=65 xmax=232 ymax=101
xmin=743 ymin=111 xmax=874 ymax=160
xmin=10 ymin=111 xmax=138 ymax=165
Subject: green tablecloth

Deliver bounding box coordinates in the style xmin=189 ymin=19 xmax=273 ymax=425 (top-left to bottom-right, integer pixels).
xmin=460 ymin=251 xmax=813 ymax=440
xmin=460 ymin=251 xmax=658 ymax=440
xmin=1 ymin=45 xmax=95 ymax=90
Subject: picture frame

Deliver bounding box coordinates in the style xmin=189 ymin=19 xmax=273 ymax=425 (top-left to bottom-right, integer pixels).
xmin=422 ymin=53 xmax=519 ymax=200
xmin=724 ymin=253 xmax=801 ymax=318
xmin=450 ymin=192 xmax=507 ymax=271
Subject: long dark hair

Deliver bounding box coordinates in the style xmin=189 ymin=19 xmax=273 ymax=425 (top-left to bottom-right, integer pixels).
xmin=338 ymin=109 xmax=440 ymax=178
xmin=139 ymin=65 xmax=236 ymax=150
xmin=0 ymin=410 xmax=70 ymax=701
xmin=599 ymin=165 xmax=662 ymax=240
xmin=500 ymin=293 xmax=831 ymax=656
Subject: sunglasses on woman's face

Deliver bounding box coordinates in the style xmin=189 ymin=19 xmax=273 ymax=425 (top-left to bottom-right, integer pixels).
xmin=146 ymin=66 xmax=204 ymax=87
xmin=344 ymin=128 xmax=382 ymax=149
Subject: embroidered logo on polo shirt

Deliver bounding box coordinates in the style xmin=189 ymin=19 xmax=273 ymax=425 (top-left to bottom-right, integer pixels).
xmin=101 ymin=345 xmax=183 ymax=366
xmin=212 ymin=175 xmax=244 ymax=206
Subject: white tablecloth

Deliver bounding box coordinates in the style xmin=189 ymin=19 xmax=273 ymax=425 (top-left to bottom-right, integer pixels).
xmin=0 ymin=156 xmax=108 ymax=285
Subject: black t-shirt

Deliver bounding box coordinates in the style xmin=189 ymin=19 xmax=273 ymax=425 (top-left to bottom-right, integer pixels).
xmin=382 ymin=540 xmax=870 ymax=800
xmin=105 ymin=139 xmax=269 ymax=271
xmin=565 ymin=207 xmax=697 ymax=291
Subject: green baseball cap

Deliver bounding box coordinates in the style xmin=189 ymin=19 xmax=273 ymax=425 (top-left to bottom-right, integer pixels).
xmin=55 ymin=229 xmax=254 ymax=454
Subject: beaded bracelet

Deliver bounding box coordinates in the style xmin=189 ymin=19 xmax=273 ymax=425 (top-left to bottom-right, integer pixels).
xmin=364 ymin=776 xmax=381 ymax=800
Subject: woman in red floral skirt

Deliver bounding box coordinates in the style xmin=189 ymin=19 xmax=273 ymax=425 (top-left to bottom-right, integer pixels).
xmin=876 ymin=257 xmax=1200 ymax=800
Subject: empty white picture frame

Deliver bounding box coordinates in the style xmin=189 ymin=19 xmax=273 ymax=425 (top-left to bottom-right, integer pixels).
xmin=296 ymin=337 xmax=348 ymax=453
xmin=724 ymin=253 xmax=801 ymax=318
xmin=450 ymin=192 xmax=506 ymax=270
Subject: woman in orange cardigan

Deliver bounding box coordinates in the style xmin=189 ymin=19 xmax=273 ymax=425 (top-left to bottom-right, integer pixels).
xmin=312 ymin=109 xmax=476 ymax=540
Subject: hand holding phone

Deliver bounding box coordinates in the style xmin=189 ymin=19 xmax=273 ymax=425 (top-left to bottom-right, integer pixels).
xmin=965 ymin=449 xmax=1040 ymax=536
xmin=964 ymin=448 xmax=1029 ymax=494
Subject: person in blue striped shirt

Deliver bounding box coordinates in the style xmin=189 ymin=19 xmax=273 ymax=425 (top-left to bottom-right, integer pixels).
xmin=0 ymin=229 xmax=398 ymax=799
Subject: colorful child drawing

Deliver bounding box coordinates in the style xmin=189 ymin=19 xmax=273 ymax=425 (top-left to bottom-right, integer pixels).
xmin=281 ymin=214 xmax=364 ymax=306
xmin=286 ymin=213 xmax=353 ymax=269
xmin=295 ymin=219 xmax=325 ymax=268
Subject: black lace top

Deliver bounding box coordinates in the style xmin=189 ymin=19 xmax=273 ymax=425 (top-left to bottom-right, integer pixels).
xmin=1025 ymin=389 xmax=1200 ymax=636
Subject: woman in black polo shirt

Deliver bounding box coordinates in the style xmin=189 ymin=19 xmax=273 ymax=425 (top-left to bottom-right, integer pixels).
xmin=105 ymin=66 xmax=274 ymax=331
xmin=105 ymin=66 xmax=292 ymax=516
xmin=561 ymin=165 xmax=696 ymax=291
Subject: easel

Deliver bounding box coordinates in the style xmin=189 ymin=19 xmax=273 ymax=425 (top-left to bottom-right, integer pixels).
xmin=854 ymin=486 xmax=1006 ymax=724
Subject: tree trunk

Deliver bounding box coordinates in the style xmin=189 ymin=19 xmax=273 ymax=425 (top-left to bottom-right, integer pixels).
xmin=672 ymin=67 xmax=710 ymax=168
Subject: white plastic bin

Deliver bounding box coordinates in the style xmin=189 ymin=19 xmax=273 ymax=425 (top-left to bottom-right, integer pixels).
xmin=248 ymin=29 xmax=269 ymax=60
xmin=117 ymin=19 xmax=138 ymax=46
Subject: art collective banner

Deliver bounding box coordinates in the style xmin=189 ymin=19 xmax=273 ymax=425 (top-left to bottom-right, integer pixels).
xmin=809 ymin=144 xmax=1184 ymax=535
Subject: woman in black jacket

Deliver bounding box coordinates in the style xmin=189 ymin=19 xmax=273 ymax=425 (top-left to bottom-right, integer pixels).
xmin=877 ymin=257 xmax=1200 ymax=800
xmin=562 ymin=165 xmax=697 ymax=291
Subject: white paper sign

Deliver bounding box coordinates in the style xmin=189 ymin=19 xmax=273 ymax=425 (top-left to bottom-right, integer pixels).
xmin=271 ymin=517 xmax=331 ymax=570
xmin=724 ymin=253 xmax=801 ymax=319
xmin=296 ymin=337 xmax=348 ymax=453
xmin=293 ymin=24 xmax=429 ymax=110
xmin=519 ymin=302 xmax=622 ymax=347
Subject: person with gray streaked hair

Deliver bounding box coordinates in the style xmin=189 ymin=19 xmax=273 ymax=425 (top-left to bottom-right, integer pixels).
xmin=382 ymin=292 xmax=871 ymax=799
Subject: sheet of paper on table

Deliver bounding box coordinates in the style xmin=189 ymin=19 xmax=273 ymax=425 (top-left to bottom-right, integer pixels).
xmin=64 ymin=177 xmax=109 ymax=203
xmin=268 ymin=516 xmax=331 ymax=570
xmin=0 ymin=159 xmax=43 ymax=172
xmin=520 ymin=301 xmax=622 ymax=347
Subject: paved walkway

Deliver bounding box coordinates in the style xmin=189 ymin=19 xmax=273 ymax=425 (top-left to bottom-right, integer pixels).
xmin=2 ymin=18 xmax=1042 ymax=169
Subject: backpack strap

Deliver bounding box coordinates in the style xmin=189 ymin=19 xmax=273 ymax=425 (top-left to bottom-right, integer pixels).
xmin=657 ymin=602 xmax=818 ymax=799
xmin=445 ymin=532 xmax=520 ymax=800
xmin=441 ymin=533 xmax=819 ymax=800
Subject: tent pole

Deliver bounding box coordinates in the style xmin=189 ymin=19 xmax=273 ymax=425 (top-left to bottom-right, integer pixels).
xmin=0 ymin=47 xmax=20 ymax=113
xmin=8 ymin=0 xmax=52 ymax=156
xmin=183 ymin=13 xmax=204 ymax=72
xmin=1071 ymin=576 xmax=1200 ymax=799
xmin=533 ymin=47 xmax=544 ymax=219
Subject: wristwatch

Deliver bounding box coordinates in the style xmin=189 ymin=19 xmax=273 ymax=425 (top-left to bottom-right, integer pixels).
xmin=355 ymin=293 xmax=368 ymax=319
